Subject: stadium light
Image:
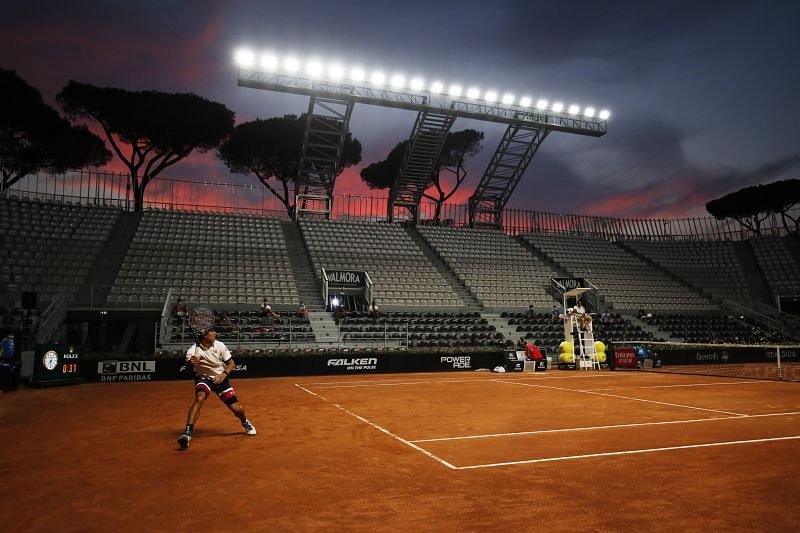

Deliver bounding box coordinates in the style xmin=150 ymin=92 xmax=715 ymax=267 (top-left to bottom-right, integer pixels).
xmin=328 ymin=63 xmax=345 ymax=79
xmin=390 ymin=74 xmax=406 ymax=89
xmin=350 ymin=66 xmax=366 ymax=82
xmin=284 ymin=56 xmax=300 ymax=72
xmin=234 ymin=48 xmax=255 ymax=68
xmin=370 ymin=71 xmax=386 ymax=85
xmin=260 ymin=53 xmax=278 ymax=71
xmin=306 ymin=60 xmax=324 ymax=78
xmin=234 ymin=48 xmax=611 ymax=125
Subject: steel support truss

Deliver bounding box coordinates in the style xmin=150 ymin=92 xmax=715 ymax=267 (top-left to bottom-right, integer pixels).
xmin=389 ymin=111 xmax=457 ymax=222
xmin=295 ymin=95 xmax=355 ymax=219
xmin=469 ymin=125 xmax=551 ymax=229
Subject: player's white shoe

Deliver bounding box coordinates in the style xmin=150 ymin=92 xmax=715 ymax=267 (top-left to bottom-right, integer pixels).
xmin=242 ymin=419 xmax=257 ymax=435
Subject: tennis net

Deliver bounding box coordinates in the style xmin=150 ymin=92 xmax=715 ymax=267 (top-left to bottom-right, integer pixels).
xmin=609 ymin=341 xmax=800 ymax=382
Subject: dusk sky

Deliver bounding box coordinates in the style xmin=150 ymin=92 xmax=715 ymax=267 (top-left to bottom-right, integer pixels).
xmin=3 ymin=0 xmax=799 ymax=218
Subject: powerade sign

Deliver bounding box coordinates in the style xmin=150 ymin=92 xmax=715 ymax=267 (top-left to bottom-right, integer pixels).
xmin=327 ymin=270 xmax=366 ymax=288
xmin=441 ymin=356 xmax=471 ymax=369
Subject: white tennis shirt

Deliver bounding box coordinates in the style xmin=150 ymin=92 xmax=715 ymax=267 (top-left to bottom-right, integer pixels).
xmin=185 ymin=340 xmax=232 ymax=378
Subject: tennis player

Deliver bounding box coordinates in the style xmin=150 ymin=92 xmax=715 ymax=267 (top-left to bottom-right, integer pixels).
xmin=177 ymin=327 xmax=256 ymax=449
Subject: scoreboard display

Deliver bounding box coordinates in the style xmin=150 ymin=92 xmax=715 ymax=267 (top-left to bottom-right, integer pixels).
xmin=33 ymin=344 xmax=83 ymax=386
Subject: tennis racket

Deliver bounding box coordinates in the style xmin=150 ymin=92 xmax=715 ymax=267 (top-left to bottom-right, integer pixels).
xmin=189 ymin=305 xmax=215 ymax=342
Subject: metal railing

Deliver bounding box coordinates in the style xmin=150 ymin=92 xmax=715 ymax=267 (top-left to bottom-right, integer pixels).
xmin=4 ymin=165 xmax=798 ymax=241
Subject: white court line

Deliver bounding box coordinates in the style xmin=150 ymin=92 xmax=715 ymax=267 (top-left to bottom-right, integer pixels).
xmin=499 ymin=379 xmax=747 ymax=416
xmin=410 ymin=411 xmax=800 ymax=443
xmin=454 ymin=435 xmax=800 ymax=469
xmin=295 ymin=384 xmax=457 ymax=470
xmin=584 ymin=381 xmax=775 ymax=391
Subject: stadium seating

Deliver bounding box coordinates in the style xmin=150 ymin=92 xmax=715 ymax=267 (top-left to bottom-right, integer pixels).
xmin=624 ymin=239 xmax=753 ymax=304
xmin=0 ymin=197 xmax=118 ymax=304
xmin=641 ymin=313 xmax=792 ymax=344
xmin=521 ymin=233 xmax=716 ymax=312
xmin=300 ymin=219 xmax=462 ymax=308
xmin=111 ymin=209 xmax=301 ymax=307
xmin=749 ymin=235 xmax=800 ymax=298
xmin=417 ymin=225 xmax=557 ymax=310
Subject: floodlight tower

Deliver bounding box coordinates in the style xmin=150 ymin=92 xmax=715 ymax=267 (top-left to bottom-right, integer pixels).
xmin=234 ymin=49 xmax=609 ymax=225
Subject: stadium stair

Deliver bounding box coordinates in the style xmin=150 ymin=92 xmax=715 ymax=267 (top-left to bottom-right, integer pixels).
xmin=404 ymin=225 xmax=482 ymax=310
xmin=74 ymin=210 xmax=141 ymax=308
xmin=735 ymin=241 xmax=773 ymax=305
xmin=280 ymin=220 xmax=325 ymax=311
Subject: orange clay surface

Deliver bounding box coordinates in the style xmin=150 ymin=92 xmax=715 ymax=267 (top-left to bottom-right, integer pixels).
xmin=2 ymin=370 xmax=800 ymax=532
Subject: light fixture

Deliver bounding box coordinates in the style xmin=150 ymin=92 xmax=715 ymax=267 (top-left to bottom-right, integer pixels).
xmin=466 ymin=87 xmax=481 ymax=99
xmin=283 ymin=56 xmax=300 ymax=72
xmin=519 ymin=96 xmax=532 ymax=107
xmin=410 ymin=77 xmax=425 ymax=91
xmin=536 ymin=99 xmax=548 ymax=110
xmin=306 ymin=60 xmax=324 ymax=78
xmin=568 ymin=104 xmax=580 ymax=115
xmin=259 ymin=53 xmax=278 ymax=71
xmin=234 ymin=48 xmax=255 ymax=68
xmin=370 ymin=71 xmax=386 ymax=85
xmin=430 ymin=81 xmax=444 ymax=94
xmin=502 ymin=93 xmax=515 ymax=105
xmin=448 ymin=84 xmax=462 ymax=97
xmin=328 ymin=63 xmax=345 ymax=79
xmin=552 ymin=102 xmax=564 ymax=113
xmin=350 ymin=66 xmax=366 ymax=82
xmin=584 ymin=107 xmax=596 ymax=118
xmin=484 ymin=90 xmax=497 ymax=103
xmin=599 ymin=109 xmax=611 ymax=120
xmin=390 ymin=74 xmax=405 ymax=89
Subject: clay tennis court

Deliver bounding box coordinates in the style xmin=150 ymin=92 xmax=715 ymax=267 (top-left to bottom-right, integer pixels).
xmin=3 ymin=370 xmax=799 ymax=531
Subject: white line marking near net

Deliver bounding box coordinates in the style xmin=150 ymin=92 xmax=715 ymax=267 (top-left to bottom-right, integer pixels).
xmin=295 ymin=384 xmax=457 ymax=469
xmin=454 ymin=435 xmax=800 ymax=470
xmin=410 ymin=411 xmax=800 ymax=443
xmin=498 ymin=379 xmax=747 ymax=416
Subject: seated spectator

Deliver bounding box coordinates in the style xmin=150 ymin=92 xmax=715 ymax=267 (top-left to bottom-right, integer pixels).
xmin=638 ymin=305 xmax=647 ymax=319
xmin=551 ymin=303 xmax=562 ymax=321
xmin=368 ymin=299 xmax=381 ymax=321
xmin=516 ymin=336 xmax=528 ymax=350
xmin=172 ymin=298 xmax=188 ymax=325
xmin=525 ymin=304 xmax=536 ymax=320
xmin=296 ymin=301 xmax=308 ymax=321
xmin=601 ymin=309 xmax=614 ymax=324
xmin=334 ymin=305 xmax=348 ymax=324
xmin=260 ymin=302 xmax=281 ymax=326
xmin=216 ymin=310 xmax=235 ymax=333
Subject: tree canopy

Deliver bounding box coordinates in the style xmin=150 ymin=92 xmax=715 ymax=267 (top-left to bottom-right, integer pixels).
xmin=706 ymin=178 xmax=800 ymax=234
xmin=360 ymin=128 xmax=484 ymax=221
xmin=57 ymin=81 xmax=234 ymax=211
xmin=0 ymin=69 xmax=111 ymax=191
xmin=218 ymin=114 xmax=362 ymax=215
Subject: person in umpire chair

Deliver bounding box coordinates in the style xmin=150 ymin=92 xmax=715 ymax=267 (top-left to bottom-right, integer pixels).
xmin=177 ymin=326 xmax=256 ymax=449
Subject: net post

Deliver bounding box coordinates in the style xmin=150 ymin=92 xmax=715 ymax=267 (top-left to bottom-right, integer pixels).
xmin=776 ymin=345 xmax=782 ymax=380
